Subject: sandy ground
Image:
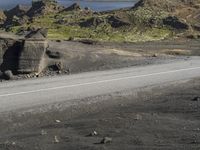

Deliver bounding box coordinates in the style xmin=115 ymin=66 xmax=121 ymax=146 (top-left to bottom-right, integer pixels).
xmin=0 ymin=78 xmax=199 ymax=150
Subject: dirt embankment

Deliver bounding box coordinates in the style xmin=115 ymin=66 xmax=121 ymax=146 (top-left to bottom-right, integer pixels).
xmin=0 ymin=34 xmax=200 ymax=81
xmin=0 ymin=78 xmax=199 ymax=150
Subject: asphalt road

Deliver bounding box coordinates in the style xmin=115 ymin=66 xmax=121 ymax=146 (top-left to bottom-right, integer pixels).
xmin=0 ymin=57 xmax=200 ymax=113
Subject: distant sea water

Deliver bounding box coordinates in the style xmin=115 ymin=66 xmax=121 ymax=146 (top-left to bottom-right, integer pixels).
xmin=0 ymin=0 xmax=138 ymax=11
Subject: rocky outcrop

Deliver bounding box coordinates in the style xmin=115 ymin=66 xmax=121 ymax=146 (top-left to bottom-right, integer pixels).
xmin=3 ymin=5 xmax=30 ymax=26
xmin=27 ymin=0 xmax=63 ymax=17
xmin=163 ymin=16 xmax=189 ymax=30
xmin=129 ymin=0 xmax=200 ymax=31
xmin=4 ymin=4 xmax=30 ymax=18
xmin=80 ymin=17 xmax=106 ymax=27
xmin=0 ymin=29 xmax=49 ymax=74
xmin=133 ymin=0 xmax=200 ymax=12
xmin=18 ymin=29 xmax=48 ymax=73
xmin=0 ymin=10 xmax=6 ymax=25
xmin=63 ymin=3 xmax=81 ymax=12
xmin=108 ymin=16 xmax=131 ymax=28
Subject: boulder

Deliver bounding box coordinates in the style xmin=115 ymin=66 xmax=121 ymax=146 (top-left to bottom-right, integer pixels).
xmin=46 ymin=50 xmax=62 ymax=59
xmin=63 ymin=3 xmax=81 ymax=11
xmin=0 ymin=30 xmax=49 ymax=74
xmin=193 ymin=24 xmax=200 ymax=31
xmin=80 ymin=17 xmax=105 ymax=27
xmin=163 ymin=16 xmax=189 ymax=30
xmin=3 ymin=70 xmax=14 ymax=80
xmin=18 ymin=29 xmax=48 ymax=73
xmin=100 ymin=137 xmax=112 ymax=144
xmin=108 ymin=16 xmax=131 ymax=28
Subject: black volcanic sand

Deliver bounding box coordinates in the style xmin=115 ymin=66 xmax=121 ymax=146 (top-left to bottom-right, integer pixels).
xmin=43 ymin=38 xmax=200 ymax=74
xmin=0 ymin=38 xmax=199 ymax=81
xmin=0 ymin=78 xmax=200 ymax=150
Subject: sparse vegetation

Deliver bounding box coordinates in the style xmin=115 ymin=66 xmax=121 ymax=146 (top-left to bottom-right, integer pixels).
xmin=1 ymin=0 xmax=200 ymax=42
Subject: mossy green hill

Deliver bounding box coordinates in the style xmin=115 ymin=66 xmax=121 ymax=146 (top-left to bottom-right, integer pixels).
xmin=1 ymin=0 xmax=200 ymax=42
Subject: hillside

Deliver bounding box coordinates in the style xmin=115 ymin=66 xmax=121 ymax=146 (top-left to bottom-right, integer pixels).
xmin=0 ymin=0 xmax=199 ymax=42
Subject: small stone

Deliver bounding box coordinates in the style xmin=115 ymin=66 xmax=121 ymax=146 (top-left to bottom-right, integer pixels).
xmin=152 ymin=53 xmax=158 ymax=57
xmin=56 ymin=39 xmax=62 ymax=42
xmin=34 ymin=73 xmax=39 ymax=78
xmin=41 ymin=130 xmax=47 ymax=135
xmin=88 ymin=131 xmax=98 ymax=136
xmin=55 ymin=120 xmax=61 ymax=123
xmin=134 ymin=114 xmax=142 ymax=120
xmin=3 ymin=70 xmax=14 ymax=80
xmin=192 ymin=96 xmax=200 ymax=101
xmin=100 ymin=137 xmax=112 ymax=144
xmin=54 ymin=136 xmax=59 ymax=143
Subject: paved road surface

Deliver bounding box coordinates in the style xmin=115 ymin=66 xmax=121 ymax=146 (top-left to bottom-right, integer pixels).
xmin=0 ymin=57 xmax=200 ymax=113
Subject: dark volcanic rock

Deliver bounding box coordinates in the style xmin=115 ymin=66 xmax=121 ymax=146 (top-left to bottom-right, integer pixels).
xmin=25 ymin=28 xmax=48 ymax=39
xmin=11 ymin=15 xmax=29 ymax=26
xmin=0 ymin=37 xmax=22 ymax=73
xmin=4 ymin=4 xmax=30 ymax=18
xmin=3 ymin=5 xmax=30 ymax=27
xmin=133 ymin=0 xmax=200 ymax=12
xmin=27 ymin=0 xmax=62 ymax=17
xmin=192 ymin=96 xmax=200 ymax=101
xmin=0 ymin=70 xmax=3 ymax=78
xmin=193 ymin=24 xmax=200 ymax=31
xmin=108 ymin=16 xmax=131 ymax=28
xmin=163 ymin=16 xmax=189 ymax=30
xmin=46 ymin=50 xmax=62 ymax=59
xmin=63 ymin=3 xmax=81 ymax=11
xmin=3 ymin=70 xmax=14 ymax=80
xmin=100 ymin=137 xmax=112 ymax=144
xmin=0 ymin=29 xmax=50 ymax=75
xmin=80 ymin=17 xmax=105 ymax=27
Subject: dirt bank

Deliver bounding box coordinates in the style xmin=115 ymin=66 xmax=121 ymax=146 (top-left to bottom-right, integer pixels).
xmin=0 ymin=78 xmax=199 ymax=150
xmin=2 ymin=37 xmax=199 ymax=81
